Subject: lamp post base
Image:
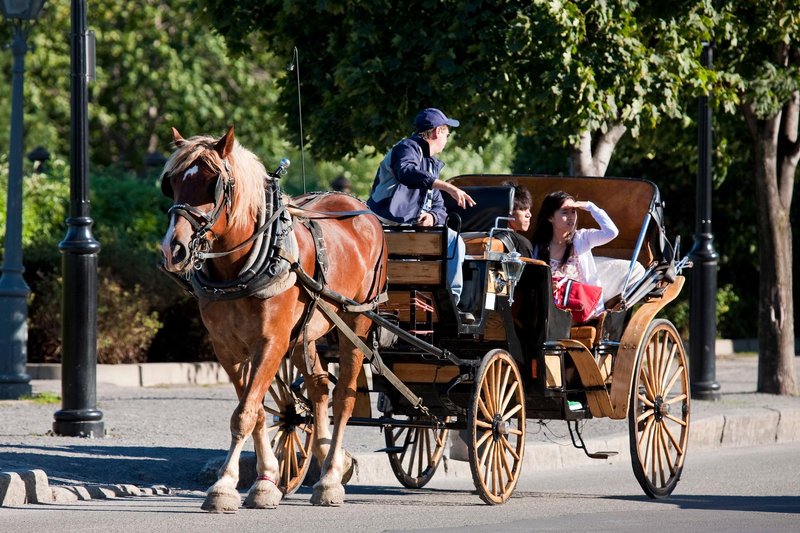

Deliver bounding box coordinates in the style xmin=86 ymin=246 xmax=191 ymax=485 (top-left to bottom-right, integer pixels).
xmin=53 ymin=411 xmax=104 ymax=438
xmin=691 ymin=380 xmax=722 ymax=401
xmin=0 ymin=380 xmax=32 ymax=400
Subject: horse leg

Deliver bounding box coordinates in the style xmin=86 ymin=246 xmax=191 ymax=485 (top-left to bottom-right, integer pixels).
xmin=290 ymin=343 xmax=335 ymax=482
xmin=311 ymin=317 xmax=368 ymax=506
xmin=203 ymin=342 xmax=285 ymax=513
xmin=243 ymin=397 xmax=283 ymax=509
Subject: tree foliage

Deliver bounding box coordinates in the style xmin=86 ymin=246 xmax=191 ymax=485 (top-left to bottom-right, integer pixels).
xmin=0 ymin=1 xmax=288 ymax=173
xmin=197 ymin=0 xmax=714 ymax=172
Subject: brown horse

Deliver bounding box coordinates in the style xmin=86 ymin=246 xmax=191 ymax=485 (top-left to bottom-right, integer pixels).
xmin=160 ymin=126 xmax=387 ymax=512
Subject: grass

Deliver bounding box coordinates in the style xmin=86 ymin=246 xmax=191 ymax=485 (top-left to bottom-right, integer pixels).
xmin=20 ymin=391 xmax=61 ymax=404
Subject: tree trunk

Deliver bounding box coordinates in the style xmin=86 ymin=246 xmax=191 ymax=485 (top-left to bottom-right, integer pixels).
xmin=569 ymin=123 xmax=627 ymax=176
xmin=743 ymin=98 xmax=798 ymax=395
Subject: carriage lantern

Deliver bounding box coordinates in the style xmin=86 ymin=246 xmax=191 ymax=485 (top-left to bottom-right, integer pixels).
xmin=501 ymin=252 xmax=525 ymax=305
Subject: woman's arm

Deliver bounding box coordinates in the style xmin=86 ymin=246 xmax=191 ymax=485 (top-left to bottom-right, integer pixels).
xmin=575 ymin=201 xmax=619 ymax=249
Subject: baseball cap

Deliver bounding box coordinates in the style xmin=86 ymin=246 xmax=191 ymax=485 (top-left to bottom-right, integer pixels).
xmin=414 ymin=108 xmax=460 ymax=132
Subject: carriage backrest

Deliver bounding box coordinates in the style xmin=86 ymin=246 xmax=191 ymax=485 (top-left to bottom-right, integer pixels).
xmin=442 ymin=185 xmax=514 ymax=232
xmin=450 ymin=175 xmax=664 ymax=266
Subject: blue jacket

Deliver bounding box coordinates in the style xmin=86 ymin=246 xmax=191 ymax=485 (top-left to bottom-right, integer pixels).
xmin=367 ymin=135 xmax=447 ymax=225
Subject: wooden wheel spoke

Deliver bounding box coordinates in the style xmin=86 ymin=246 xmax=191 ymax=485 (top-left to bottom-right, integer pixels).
xmin=637 ymin=393 xmax=655 ymax=408
xmin=663 ymin=366 xmax=685 ymax=397
xmin=663 ymin=413 xmax=688 ymax=426
xmin=501 ymin=403 xmax=523 ymax=422
xmin=640 ymin=365 xmax=656 ymax=401
xmin=481 ymin=379 xmax=496 ymax=414
xmin=664 ymin=393 xmax=687 ymax=405
xmin=475 ymin=419 xmax=493 ymax=429
xmin=476 ymin=427 xmax=493 ymax=448
xmin=640 ymin=416 xmax=655 ymax=466
xmin=636 ymin=406 xmax=654 ymax=424
xmin=417 ymin=430 xmax=426 ymax=476
xmin=498 ymin=440 xmax=513 ymax=481
xmin=498 ymin=365 xmax=512 ymax=408
xmin=661 ymin=422 xmax=684 ymax=458
xmin=500 ymin=434 xmax=521 ymax=461
xmin=264 ymin=405 xmax=281 ymax=417
xmin=660 ymin=343 xmax=678 ymax=390
xmin=499 ymin=379 xmax=520 ymax=414
xmin=478 ymin=397 xmax=493 ymax=421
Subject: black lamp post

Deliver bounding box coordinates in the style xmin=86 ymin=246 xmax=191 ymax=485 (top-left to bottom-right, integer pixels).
xmin=0 ymin=0 xmax=45 ymax=400
xmin=52 ymin=0 xmax=103 ymax=437
xmin=689 ymin=42 xmax=722 ymax=401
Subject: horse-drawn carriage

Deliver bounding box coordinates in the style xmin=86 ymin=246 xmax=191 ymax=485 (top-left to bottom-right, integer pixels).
xmin=160 ymin=128 xmax=690 ymax=512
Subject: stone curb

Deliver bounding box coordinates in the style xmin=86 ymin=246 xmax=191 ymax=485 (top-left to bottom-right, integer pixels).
xmin=27 ymin=362 xmax=231 ymax=387
xmin=0 ymin=470 xmax=170 ymax=508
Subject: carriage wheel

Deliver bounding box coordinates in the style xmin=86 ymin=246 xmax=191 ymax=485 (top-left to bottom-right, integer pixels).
xmin=628 ymin=319 xmax=690 ymax=499
xmin=264 ymin=357 xmax=315 ymax=495
xmin=467 ymin=349 xmax=526 ymax=505
xmin=384 ymin=417 xmax=449 ymax=489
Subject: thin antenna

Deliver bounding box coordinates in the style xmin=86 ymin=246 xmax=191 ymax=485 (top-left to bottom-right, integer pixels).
xmin=287 ymin=46 xmax=306 ymax=193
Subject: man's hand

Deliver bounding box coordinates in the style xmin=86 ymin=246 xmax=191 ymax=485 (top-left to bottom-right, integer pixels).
xmin=417 ymin=212 xmax=435 ymax=226
xmin=434 ymin=181 xmax=476 ymax=209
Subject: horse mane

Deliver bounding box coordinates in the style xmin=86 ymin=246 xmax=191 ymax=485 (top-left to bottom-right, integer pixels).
xmin=162 ymin=135 xmax=268 ymax=233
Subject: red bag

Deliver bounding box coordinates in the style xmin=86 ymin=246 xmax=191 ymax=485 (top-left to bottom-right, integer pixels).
xmin=555 ymin=279 xmax=603 ymax=323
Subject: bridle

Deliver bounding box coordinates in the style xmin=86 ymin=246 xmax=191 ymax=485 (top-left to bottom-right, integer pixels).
xmin=166 ymin=160 xmax=235 ymax=271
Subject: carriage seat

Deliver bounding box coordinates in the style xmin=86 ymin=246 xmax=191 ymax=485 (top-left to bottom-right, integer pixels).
xmin=595 ymin=256 xmax=646 ymax=304
xmin=443 ymin=185 xmax=514 ymax=233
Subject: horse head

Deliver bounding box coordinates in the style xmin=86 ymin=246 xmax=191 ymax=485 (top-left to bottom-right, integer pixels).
xmin=160 ymin=126 xmax=266 ymax=274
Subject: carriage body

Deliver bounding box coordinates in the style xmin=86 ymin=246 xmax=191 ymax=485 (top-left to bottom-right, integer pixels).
xmin=374 ymin=175 xmax=680 ymax=416
xmin=359 ymin=174 xmax=690 ymax=502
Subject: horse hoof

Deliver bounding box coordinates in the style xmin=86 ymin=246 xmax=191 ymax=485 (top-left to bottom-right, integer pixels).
xmin=201 ymin=486 xmax=241 ymax=513
xmin=310 ymin=482 xmax=345 ymax=507
xmin=244 ymin=479 xmax=282 ymax=509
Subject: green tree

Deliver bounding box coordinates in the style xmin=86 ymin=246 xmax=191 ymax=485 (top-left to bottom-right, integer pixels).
xmin=715 ymin=2 xmax=799 ymax=395
xmin=196 ymin=1 xmax=712 ymax=172
xmin=0 ymin=1 xmax=288 ymax=173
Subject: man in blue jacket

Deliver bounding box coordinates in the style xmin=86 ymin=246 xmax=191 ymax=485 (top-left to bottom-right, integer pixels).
xmin=368 ymin=108 xmax=476 ymax=318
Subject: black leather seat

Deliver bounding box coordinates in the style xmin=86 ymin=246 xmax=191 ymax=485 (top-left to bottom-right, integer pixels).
xmin=443 ymin=185 xmax=514 ymax=232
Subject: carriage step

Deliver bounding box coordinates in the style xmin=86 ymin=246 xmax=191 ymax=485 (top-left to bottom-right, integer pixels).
xmin=585 ymin=450 xmax=619 ymax=460
xmin=375 ymin=446 xmax=404 ymax=454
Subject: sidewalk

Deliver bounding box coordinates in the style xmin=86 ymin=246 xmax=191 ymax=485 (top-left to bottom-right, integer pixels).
xmin=1 ymin=353 xmax=799 ymax=506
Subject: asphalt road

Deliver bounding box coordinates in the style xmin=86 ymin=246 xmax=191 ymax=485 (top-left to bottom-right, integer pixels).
xmin=1 ymin=442 xmax=798 ymax=533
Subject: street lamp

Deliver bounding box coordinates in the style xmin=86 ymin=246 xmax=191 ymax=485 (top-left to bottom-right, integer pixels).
xmin=52 ymin=0 xmax=103 ymax=437
xmin=0 ymin=0 xmax=46 ymax=400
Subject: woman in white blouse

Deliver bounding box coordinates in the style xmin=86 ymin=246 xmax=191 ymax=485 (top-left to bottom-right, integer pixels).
xmin=531 ymin=191 xmax=619 ymax=321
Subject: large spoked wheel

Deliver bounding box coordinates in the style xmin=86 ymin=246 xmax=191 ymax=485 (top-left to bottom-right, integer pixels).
xmin=628 ymin=319 xmax=690 ymax=499
xmin=264 ymin=357 xmax=315 ymax=495
xmin=384 ymin=416 xmax=449 ymax=488
xmin=468 ymin=349 xmax=526 ymax=505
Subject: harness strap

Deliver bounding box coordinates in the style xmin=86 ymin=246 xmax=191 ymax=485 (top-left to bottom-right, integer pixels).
xmin=304 ymin=219 xmax=329 ymax=284
xmin=296 ymin=280 xmax=425 ymax=411
xmin=199 ymin=203 xmax=288 ymax=260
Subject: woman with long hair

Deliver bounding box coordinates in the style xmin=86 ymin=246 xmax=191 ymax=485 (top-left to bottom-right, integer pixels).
xmin=531 ymin=191 xmax=619 ymax=321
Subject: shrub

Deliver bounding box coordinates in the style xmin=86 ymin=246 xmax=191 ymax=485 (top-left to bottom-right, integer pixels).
xmin=28 ymin=268 xmax=162 ymax=364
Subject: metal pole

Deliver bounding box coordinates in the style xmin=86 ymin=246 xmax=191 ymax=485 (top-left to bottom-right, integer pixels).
xmin=689 ymin=42 xmax=721 ymax=400
xmin=53 ymin=0 xmax=104 ymax=436
xmin=0 ymin=25 xmax=32 ymax=400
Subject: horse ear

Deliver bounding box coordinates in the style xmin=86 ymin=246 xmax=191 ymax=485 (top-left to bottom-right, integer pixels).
xmin=171 ymin=127 xmax=187 ymax=147
xmin=214 ymin=126 xmax=235 ymax=159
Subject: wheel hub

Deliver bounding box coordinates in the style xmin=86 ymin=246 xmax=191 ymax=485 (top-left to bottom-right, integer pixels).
xmin=492 ymin=414 xmax=508 ymax=440
xmin=653 ymin=396 xmax=669 ymax=421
